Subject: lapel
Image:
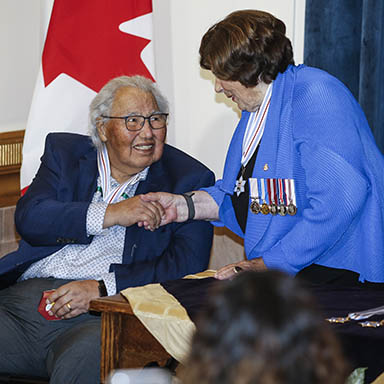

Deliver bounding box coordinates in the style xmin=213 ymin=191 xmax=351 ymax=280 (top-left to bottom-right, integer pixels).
xmin=135 ymin=157 xmax=166 ymax=195
xmin=78 ymin=148 xmax=98 ymax=201
xmin=221 ymin=112 xmax=248 ymax=194
xmin=244 ymin=66 xmax=296 ymax=255
xmin=122 ymin=157 xmax=167 ymax=260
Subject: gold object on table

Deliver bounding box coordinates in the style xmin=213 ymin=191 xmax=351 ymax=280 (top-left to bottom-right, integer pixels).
xmin=326 ymin=316 xmax=350 ymax=324
xmin=359 ymin=320 xmax=384 ymax=328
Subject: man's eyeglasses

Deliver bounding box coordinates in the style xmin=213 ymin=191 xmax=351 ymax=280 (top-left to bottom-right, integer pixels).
xmin=101 ymin=113 xmax=168 ymax=131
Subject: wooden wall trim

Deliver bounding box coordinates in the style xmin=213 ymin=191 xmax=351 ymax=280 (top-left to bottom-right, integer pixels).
xmin=0 ymin=130 xmax=25 ymax=207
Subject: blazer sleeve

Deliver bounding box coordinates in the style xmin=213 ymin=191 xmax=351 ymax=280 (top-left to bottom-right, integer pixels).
xmin=111 ymin=169 xmax=215 ymax=291
xmin=14 ymin=134 xmax=92 ymax=247
xmin=258 ymin=74 xmax=371 ymax=274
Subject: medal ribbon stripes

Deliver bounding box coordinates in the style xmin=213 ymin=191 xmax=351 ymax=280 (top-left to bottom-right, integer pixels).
xmin=248 ymin=177 xmax=297 ymax=216
xmin=268 ymin=179 xmax=278 ymax=215
xmin=234 ymin=83 xmax=273 ymax=196
xmin=273 ymin=179 xmax=279 ymax=210
xmin=286 ymin=178 xmax=297 ymax=215
xmin=277 ymin=178 xmax=287 ymax=216
xmin=249 ymin=178 xmax=261 ymax=214
xmin=241 ymin=83 xmax=273 ymax=166
xmin=97 ymin=144 xmax=143 ymax=204
xmin=260 ymin=178 xmax=270 ymax=215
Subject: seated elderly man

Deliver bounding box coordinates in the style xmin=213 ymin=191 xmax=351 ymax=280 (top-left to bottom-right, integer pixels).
xmin=0 ymin=76 xmax=214 ymax=383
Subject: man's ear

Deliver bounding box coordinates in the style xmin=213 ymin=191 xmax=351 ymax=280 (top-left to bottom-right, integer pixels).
xmin=96 ymin=117 xmax=107 ymax=143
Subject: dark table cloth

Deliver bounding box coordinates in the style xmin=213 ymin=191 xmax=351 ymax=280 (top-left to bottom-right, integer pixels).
xmin=162 ymin=278 xmax=384 ymax=383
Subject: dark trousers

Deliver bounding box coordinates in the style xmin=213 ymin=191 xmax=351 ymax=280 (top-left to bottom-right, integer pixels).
xmin=0 ymin=278 xmax=101 ymax=384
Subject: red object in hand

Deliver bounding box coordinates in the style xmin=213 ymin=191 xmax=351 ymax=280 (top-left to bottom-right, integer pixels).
xmin=38 ymin=290 xmax=60 ymax=320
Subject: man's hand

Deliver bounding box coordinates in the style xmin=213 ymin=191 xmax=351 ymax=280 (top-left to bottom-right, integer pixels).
xmin=103 ymin=195 xmax=165 ymax=230
xmin=139 ymin=190 xmax=219 ymax=229
xmin=214 ymin=258 xmax=267 ymax=280
xmin=45 ymin=280 xmax=99 ymax=319
xmin=139 ymin=192 xmax=187 ymax=226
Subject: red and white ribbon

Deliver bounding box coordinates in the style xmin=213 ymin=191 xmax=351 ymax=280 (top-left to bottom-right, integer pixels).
xmin=241 ymin=83 xmax=273 ymax=167
xmin=278 ymin=178 xmax=285 ymax=205
xmin=97 ymin=144 xmax=143 ymax=204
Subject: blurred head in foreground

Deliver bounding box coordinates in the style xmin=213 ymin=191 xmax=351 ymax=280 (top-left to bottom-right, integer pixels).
xmin=183 ymin=270 xmax=348 ymax=384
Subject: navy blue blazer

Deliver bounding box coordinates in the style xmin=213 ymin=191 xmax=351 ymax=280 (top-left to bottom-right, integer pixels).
xmin=0 ymin=133 xmax=215 ymax=291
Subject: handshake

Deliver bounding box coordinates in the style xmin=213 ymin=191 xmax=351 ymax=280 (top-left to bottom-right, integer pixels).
xmin=104 ymin=190 xmax=218 ymax=232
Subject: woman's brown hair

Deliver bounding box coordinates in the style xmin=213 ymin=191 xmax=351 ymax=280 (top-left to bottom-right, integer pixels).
xmin=199 ymin=10 xmax=294 ymax=87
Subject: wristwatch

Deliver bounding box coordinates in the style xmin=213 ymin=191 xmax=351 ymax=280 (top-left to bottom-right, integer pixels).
xmin=182 ymin=192 xmax=195 ymax=220
xmin=97 ymin=280 xmax=108 ymax=297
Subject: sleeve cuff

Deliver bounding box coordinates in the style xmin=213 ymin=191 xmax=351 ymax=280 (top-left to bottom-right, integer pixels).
xmin=200 ymin=180 xmax=226 ymax=227
xmin=100 ymin=272 xmax=117 ymax=296
xmin=86 ymin=202 xmax=109 ymax=236
xmin=253 ymin=243 xmax=299 ymax=276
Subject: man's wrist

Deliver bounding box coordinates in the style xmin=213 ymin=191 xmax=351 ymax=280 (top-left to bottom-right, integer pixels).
xmin=97 ymin=280 xmax=108 ymax=297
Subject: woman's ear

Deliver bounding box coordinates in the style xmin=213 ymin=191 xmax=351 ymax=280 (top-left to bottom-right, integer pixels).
xmin=96 ymin=117 xmax=107 ymax=143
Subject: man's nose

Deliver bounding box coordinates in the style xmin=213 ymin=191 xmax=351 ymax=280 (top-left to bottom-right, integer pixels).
xmin=139 ymin=119 xmax=153 ymax=137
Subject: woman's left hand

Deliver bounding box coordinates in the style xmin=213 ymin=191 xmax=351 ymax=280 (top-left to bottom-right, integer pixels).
xmin=45 ymin=280 xmax=100 ymax=319
xmin=215 ymin=258 xmax=267 ymax=280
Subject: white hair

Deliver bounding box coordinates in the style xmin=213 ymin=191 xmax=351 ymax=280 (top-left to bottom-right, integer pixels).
xmin=88 ymin=75 xmax=169 ymax=150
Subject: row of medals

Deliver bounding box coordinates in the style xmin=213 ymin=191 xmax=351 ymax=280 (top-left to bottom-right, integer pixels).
xmin=250 ymin=199 xmax=297 ymax=216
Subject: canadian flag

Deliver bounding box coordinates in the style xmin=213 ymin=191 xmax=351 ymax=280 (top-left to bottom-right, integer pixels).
xmin=21 ymin=0 xmax=155 ymax=192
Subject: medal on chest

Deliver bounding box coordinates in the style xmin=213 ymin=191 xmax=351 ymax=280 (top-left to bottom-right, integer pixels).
xmin=286 ymin=178 xmax=297 ymax=216
xmin=268 ymin=179 xmax=278 ymax=215
xmin=234 ymin=167 xmax=247 ymax=197
xmin=249 ymin=177 xmax=298 ymax=216
xmin=249 ymin=178 xmax=261 ymax=214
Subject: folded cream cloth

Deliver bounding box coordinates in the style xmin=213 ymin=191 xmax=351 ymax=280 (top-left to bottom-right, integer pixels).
xmin=373 ymin=371 xmax=384 ymax=384
xmin=120 ymin=270 xmax=216 ymax=364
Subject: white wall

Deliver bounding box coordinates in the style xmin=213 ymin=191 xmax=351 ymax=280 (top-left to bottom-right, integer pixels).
xmin=0 ymin=1 xmax=41 ymax=133
xmin=153 ymin=0 xmax=305 ymax=178
xmin=0 ymin=0 xmax=305 ymax=179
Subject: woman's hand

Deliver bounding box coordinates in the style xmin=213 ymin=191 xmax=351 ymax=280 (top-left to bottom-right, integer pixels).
xmin=140 ymin=192 xmax=187 ymax=225
xmin=45 ymin=280 xmax=100 ymax=319
xmin=139 ymin=190 xmax=219 ymax=229
xmin=215 ymin=258 xmax=267 ymax=280
xmin=104 ymin=195 xmax=165 ymax=231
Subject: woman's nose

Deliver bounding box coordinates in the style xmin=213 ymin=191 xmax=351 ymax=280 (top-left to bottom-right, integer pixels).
xmin=214 ymin=78 xmax=223 ymax=93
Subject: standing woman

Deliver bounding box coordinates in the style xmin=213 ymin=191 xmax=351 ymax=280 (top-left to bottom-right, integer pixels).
xmin=142 ymin=10 xmax=384 ymax=285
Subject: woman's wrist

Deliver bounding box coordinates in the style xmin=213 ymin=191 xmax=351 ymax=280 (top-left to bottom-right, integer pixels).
xmin=179 ymin=190 xmax=219 ymax=222
xmin=181 ymin=192 xmax=195 ymax=220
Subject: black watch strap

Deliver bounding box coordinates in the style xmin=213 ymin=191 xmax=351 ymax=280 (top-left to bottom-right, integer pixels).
xmin=98 ymin=280 xmax=108 ymax=297
xmin=182 ymin=192 xmax=195 ymax=220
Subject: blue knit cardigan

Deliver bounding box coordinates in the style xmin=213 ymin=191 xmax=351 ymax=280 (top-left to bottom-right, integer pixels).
xmin=204 ymin=64 xmax=384 ymax=282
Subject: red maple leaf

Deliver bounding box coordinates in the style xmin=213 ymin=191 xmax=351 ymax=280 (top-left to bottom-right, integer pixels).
xmin=42 ymin=0 xmax=154 ymax=92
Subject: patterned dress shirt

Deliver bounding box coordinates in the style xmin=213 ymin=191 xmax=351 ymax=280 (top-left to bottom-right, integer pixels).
xmin=20 ymin=168 xmax=149 ymax=295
